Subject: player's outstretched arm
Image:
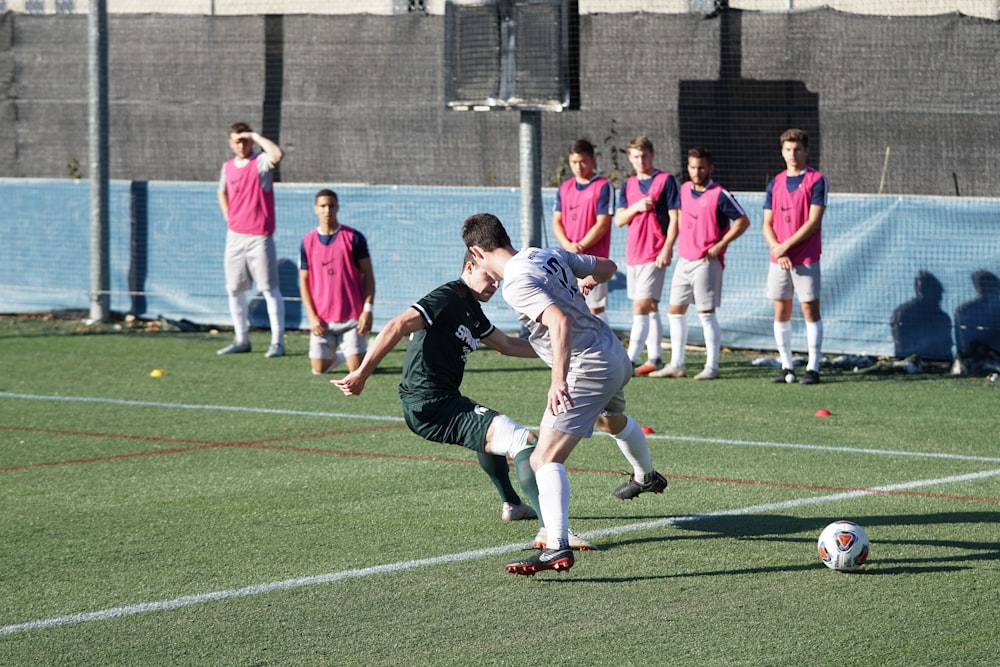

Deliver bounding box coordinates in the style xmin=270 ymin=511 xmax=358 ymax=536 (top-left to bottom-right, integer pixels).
xmin=333 ymin=308 xmax=423 ymax=396
xmin=481 ymin=329 xmax=537 ymax=359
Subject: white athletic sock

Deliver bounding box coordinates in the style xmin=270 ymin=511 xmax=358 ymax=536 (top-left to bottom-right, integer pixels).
xmin=628 ymin=314 xmax=649 ymax=364
xmin=535 ymin=462 xmax=569 ymax=549
xmin=612 ymin=416 xmax=653 ymax=480
xmin=262 ymin=289 xmax=285 ymax=346
xmin=668 ymin=313 xmax=688 ymax=368
xmin=700 ymin=312 xmax=721 ymax=371
xmin=774 ymin=320 xmax=793 ymax=369
xmin=646 ymin=311 xmax=663 ymax=362
xmin=806 ymin=319 xmax=824 ymax=372
xmin=228 ymin=292 xmax=250 ymax=345
xmin=594 ymin=311 xmax=610 ymax=325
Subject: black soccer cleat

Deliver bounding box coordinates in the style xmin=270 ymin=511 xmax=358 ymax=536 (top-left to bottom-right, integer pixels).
xmin=614 ymin=470 xmax=668 ymax=500
xmin=505 ymin=548 xmax=574 ymax=576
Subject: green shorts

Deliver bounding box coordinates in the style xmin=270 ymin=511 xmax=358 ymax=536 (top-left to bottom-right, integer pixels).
xmin=400 ymin=394 xmax=497 ymax=453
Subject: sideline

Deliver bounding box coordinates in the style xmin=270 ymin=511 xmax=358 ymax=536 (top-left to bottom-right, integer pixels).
xmin=2 ymin=467 xmax=998 ymax=637
xmin=3 ymin=391 xmax=999 ymax=464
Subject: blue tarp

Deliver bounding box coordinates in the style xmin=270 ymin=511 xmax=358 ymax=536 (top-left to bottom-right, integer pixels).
xmin=2 ymin=179 xmax=997 ymax=358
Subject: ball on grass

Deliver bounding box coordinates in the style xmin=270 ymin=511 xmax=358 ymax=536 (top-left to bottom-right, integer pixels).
xmin=149 ymin=369 xmax=165 ymax=378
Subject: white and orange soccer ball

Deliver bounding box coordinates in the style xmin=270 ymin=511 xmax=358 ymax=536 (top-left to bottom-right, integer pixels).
xmin=817 ymin=520 xmax=870 ymax=571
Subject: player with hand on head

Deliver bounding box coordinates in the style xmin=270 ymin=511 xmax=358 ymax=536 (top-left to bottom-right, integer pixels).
xmin=551 ymin=138 xmax=615 ymax=324
xmin=650 ymin=147 xmax=750 ymax=381
xmin=299 ymin=189 xmax=375 ymax=375
xmin=334 ymin=251 xmax=594 ymax=549
xmin=216 ymin=122 xmax=286 ymax=358
xmin=614 ymin=136 xmax=681 ymax=376
xmin=463 ymin=213 xmax=669 ymax=576
xmin=762 ymin=128 xmax=829 ymax=385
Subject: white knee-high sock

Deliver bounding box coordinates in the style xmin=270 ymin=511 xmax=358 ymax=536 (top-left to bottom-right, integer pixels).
xmin=628 ymin=314 xmax=649 ymax=364
xmin=535 ymin=462 xmax=569 ymax=549
xmin=646 ymin=311 xmax=663 ymax=362
xmin=612 ymin=416 xmax=653 ymax=479
xmin=262 ymin=289 xmax=285 ymax=345
xmin=700 ymin=312 xmax=721 ymax=371
xmin=228 ymin=292 xmax=250 ymax=345
xmin=806 ymin=319 xmax=824 ymax=372
xmin=668 ymin=313 xmax=688 ymax=368
xmin=774 ymin=320 xmax=793 ymax=369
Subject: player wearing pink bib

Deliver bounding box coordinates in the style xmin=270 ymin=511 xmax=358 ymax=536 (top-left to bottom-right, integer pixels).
xmin=762 ymin=128 xmax=829 ymax=385
xmin=299 ymin=190 xmax=375 ymax=375
xmin=552 ymin=139 xmax=614 ymax=323
xmin=651 ymin=147 xmax=749 ymax=381
xmin=216 ymin=122 xmax=286 ymax=358
xmin=614 ymin=136 xmax=681 ymax=376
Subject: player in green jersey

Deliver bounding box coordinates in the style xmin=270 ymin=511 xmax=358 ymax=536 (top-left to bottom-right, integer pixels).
xmin=334 ymin=251 xmax=593 ymax=549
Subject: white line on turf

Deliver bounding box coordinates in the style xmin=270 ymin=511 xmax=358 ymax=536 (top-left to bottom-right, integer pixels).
xmin=1 ymin=467 xmax=997 ymax=637
xmin=3 ymin=391 xmax=999 ymax=464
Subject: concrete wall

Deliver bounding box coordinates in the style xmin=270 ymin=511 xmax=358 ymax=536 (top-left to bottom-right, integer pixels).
xmin=2 ymin=9 xmax=998 ymax=196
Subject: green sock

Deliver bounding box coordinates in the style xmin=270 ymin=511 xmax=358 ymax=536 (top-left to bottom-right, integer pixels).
xmin=476 ymin=451 xmax=521 ymax=505
xmin=513 ymin=448 xmax=542 ymax=528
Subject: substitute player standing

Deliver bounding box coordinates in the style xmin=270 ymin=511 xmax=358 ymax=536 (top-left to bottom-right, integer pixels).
xmin=651 ymin=147 xmax=750 ymax=380
xmin=762 ymin=128 xmax=829 ymax=385
xmin=551 ymin=138 xmax=614 ymax=324
xmin=463 ymin=213 xmax=669 ymax=576
xmin=216 ymin=122 xmax=286 ymax=358
xmin=615 ymin=136 xmax=681 ymax=375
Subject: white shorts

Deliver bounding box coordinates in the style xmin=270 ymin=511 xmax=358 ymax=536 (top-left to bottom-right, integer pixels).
xmin=767 ymin=261 xmax=821 ymax=302
xmin=540 ymin=352 xmax=631 ymax=439
xmin=584 ymin=281 xmax=609 ymax=310
xmin=224 ymin=231 xmax=279 ymax=294
xmin=626 ymin=262 xmax=666 ymax=302
xmin=669 ymin=256 xmax=723 ymax=311
xmin=309 ymin=319 xmax=367 ymax=360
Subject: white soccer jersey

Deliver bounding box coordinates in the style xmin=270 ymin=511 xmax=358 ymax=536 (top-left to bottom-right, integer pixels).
xmin=502 ymin=247 xmax=626 ymax=375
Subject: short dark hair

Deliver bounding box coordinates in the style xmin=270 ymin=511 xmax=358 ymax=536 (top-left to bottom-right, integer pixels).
xmin=315 ymin=189 xmax=338 ymax=204
xmin=228 ymin=121 xmax=253 ymax=136
xmin=568 ymin=138 xmax=595 ymax=158
xmin=462 ymin=213 xmax=511 ymax=251
xmin=687 ymin=146 xmax=714 ymax=164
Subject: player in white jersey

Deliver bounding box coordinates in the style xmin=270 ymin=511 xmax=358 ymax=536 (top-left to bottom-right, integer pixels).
xmin=463 ymin=213 xmax=669 ymax=576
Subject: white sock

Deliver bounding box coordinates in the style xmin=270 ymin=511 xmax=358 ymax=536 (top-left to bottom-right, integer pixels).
xmin=228 ymin=292 xmax=250 ymax=345
xmin=668 ymin=313 xmax=688 ymax=368
xmin=612 ymin=416 xmax=653 ymax=479
xmin=535 ymin=462 xmax=569 ymax=549
xmin=263 ymin=289 xmax=285 ymax=346
xmin=646 ymin=311 xmax=663 ymax=362
xmin=806 ymin=319 xmax=824 ymax=372
xmin=699 ymin=312 xmax=720 ymax=371
xmin=774 ymin=320 xmax=793 ymax=369
xmin=628 ymin=314 xmax=649 ymax=364
xmin=594 ymin=311 xmax=610 ymax=325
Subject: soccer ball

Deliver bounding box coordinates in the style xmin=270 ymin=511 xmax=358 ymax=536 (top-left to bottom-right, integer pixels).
xmin=817 ymin=520 xmax=870 ymax=571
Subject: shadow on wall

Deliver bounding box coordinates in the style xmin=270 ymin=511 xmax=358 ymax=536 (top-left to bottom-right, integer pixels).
xmin=954 ymin=270 xmax=1000 ymax=357
xmin=890 ymin=271 xmax=953 ymax=361
xmin=678 ymin=9 xmax=820 ymax=191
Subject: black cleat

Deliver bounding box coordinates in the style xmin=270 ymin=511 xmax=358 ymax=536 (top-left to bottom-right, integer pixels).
xmin=799 ymin=370 xmax=820 ymax=385
xmin=771 ymin=368 xmax=797 ymax=383
xmin=505 ymin=548 xmax=574 ymax=576
xmin=614 ymin=471 xmax=668 ymax=500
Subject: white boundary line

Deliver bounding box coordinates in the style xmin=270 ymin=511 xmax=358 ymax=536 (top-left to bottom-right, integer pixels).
xmin=2 ymin=467 xmax=998 ymax=638
xmin=3 ymin=391 xmax=999 ymax=463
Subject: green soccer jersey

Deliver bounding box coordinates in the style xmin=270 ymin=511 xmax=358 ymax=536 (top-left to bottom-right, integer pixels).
xmin=399 ymin=279 xmax=496 ymax=401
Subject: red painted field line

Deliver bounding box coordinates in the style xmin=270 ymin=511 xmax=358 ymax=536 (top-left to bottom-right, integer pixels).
xmin=2 ymin=424 xmax=998 ymax=504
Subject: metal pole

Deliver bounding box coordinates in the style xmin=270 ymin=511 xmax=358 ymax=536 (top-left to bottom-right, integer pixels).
xmin=518 ymin=110 xmax=542 ymax=249
xmin=88 ymin=0 xmax=110 ymax=323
